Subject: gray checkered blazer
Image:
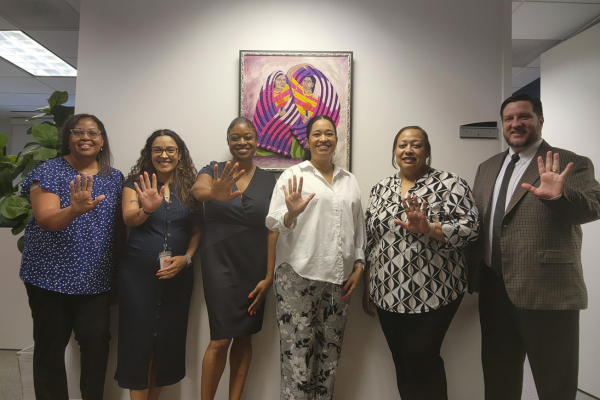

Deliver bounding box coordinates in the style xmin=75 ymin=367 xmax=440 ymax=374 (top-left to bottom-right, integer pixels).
xmin=467 ymin=140 xmax=600 ymax=310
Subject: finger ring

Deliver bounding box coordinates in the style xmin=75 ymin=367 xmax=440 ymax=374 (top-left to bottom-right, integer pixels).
xmin=552 ymin=169 xmax=558 ymax=173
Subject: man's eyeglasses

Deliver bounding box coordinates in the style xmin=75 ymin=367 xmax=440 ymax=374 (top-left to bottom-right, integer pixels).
xmin=70 ymin=129 xmax=102 ymax=139
xmin=151 ymin=146 xmax=179 ymax=156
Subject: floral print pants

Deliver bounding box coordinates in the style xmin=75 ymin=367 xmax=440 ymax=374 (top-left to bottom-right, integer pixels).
xmin=274 ymin=263 xmax=350 ymax=400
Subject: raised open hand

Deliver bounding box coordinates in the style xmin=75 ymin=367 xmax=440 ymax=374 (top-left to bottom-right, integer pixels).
xmin=522 ymin=151 xmax=573 ymax=199
xmin=283 ymin=175 xmax=315 ymax=218
xmin=134 ymin=171 xmax=164 ymax=214
xmin=69 ymin=173 xmax=105 ymax=216
xmin=394 ymin=194 xmax=430 ymax=234
xmin=210 ymin=161 xmax=245 ymax=202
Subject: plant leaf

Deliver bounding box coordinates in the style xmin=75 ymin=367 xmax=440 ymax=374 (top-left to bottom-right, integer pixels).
xmin=34 ymin=105 xmax=51 ymax=113
xmin=17 ymin=235 xmax=25 ymax=252
xmin=32 ymin=124 xmax=59 ymax=148
xmin=51 ymin=105 xmax=75 ymax=129
xmin=22 ymin=142 xmax=40 ymax=150
xmin=0 ymin=133 xmax=7 ymax=150
xmin=20 ymin=157 xmax=40 ymax=179
xmin=47 ymin=91 xmax=68 ymax=108
xmin=1 ymin=195 xmax=31 ymax=219
xmin=27 ymin=112 xmax=49 ymax=121
xmin=0 ymin=167 xmax=14 ymax=193
xmin=11 ymin=213 xmax=30 ymax=235
xmin=33 ymin=147 xmax=57 ymax=161
xmin=0 ymin=211 xmax=17 ymax=228
xmin=9 ymin=159 xmax=28 ymax=181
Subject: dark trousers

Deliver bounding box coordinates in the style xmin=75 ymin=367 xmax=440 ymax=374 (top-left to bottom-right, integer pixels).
xmin=376 ymin=294 xmax=463 ymax=400
xmin=478 ymin=266 xmax=580 ymax=400
xmin=25 ymin=283 xmax=111 ymax=400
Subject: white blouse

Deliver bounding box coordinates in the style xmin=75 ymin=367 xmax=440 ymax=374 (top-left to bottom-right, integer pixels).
xmin=266 ymin=161 xmax=366 ymax=285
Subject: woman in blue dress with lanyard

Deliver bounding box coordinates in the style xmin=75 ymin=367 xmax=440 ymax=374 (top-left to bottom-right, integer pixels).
xmin=20 ymin=114 xmax=123 ymax=400
xmin=115 ymin=129 xmax=202 ymax=400
xmin=191 ymin=117 xmax=277 ymax=400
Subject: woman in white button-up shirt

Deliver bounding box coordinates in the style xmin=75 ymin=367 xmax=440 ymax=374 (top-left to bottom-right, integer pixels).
xmin=266 ymin=115 xmax=366 ymax=400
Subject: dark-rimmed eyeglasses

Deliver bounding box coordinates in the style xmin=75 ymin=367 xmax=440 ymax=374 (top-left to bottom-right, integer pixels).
xmin=70 ymin=129 xmax=102 ymax=139
xmin=151 ymin=146 xmax=179 ymax=156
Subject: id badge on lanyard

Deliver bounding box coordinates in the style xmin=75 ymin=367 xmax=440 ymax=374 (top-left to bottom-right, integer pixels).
xmin=159 ymin=250 xmax=172 ymax=270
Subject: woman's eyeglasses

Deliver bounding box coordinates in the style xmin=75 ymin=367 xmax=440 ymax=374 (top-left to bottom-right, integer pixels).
xmin=70 ymin=129 xmax=102 ymax=139
xmin=151 ymin=146 xmax=179 ymax=156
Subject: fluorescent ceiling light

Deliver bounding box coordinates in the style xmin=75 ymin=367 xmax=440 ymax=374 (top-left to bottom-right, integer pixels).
xmin=0 ymin=30 xmax=77 ymax=77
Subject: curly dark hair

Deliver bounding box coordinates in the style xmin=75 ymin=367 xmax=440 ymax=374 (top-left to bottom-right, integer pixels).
xmin=125 ymin=129 xmax=201 ymax=212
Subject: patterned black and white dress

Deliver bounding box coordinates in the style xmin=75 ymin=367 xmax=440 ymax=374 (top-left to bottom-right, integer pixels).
xmin=365 ymin=169 xmax=479 ymax=313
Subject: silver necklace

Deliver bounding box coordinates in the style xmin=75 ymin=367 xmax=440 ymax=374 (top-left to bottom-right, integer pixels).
xmin=245 ymin=165 xmax=256 ymax=178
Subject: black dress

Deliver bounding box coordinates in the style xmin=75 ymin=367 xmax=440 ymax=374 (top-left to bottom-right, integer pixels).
xmin=115 ymin=181 xmax=198 ymax=390
xmin=199 ymin=162 xmax=276 ymax=340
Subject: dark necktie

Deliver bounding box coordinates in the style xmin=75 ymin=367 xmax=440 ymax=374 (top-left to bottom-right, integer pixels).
xmin=491 ymin=153 xmax=520 ymax=275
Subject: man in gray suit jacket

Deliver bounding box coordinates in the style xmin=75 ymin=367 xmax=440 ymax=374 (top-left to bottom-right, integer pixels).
xmin=468 ymin=94 xmax=600 ymax=400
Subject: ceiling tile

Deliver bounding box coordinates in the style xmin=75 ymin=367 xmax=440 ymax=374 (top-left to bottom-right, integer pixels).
xmin=528 ymin=57 xmax=540 ymax=68
xmin=65 ymin=0 xmax=81 ymax=13
xmin=17 ymin=93 xmax=53 ymax=107
xmin=0 ymin=0 xmax=79 ymax=30
xmin=24 ymin=30 xmax=79 ymax=59
xmin=512 ymin=67 xmax=525 ymax=76
xmin=63 ymin=57 xmax=77 ymax=68
xmin=0 ymin=93 xmax=36 ymax=106
xmin=16 ymin=93 xmax=74 ymax=106
xmin=512 ymin=39 xmax=561 ymax=67
xmin=512 ymin=2 xmax=522 ymax=12
xmin=1 ymin=104 xmax=42 ymax=112
xmin=0 ymin=15 xmax=18 ymax=29
xmin=530 ymin=0 xmax=600 ymax=3
xmin=0 ymin=109 xmax=15 ymax=118
xmin=0 ymin=59 xmax=31 ymax=77
xmin=512 ymin=67 xmax=540 ymax=88
xmin=513 ymin=2 xmax=600 ymax=40
xmin=0 ymin=77 xmax=54 ymax=94
xmin=36 ymin=77 xmax=76 ymax=94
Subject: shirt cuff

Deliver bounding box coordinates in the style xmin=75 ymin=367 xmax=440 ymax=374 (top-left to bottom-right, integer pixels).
xmin=267 ymin=212 xmax=296 ymax=234
xmin=355 ymin=248 xmax=365 ymax=263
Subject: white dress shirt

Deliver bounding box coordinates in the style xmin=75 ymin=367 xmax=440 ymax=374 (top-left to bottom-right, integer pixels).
xmin=266 ymin=160 xmax=366 ymax=285
xmin=485 ymin=139 xmax=543 ymax=266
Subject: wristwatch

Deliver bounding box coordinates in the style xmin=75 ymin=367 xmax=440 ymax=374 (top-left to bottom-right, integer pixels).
xmin=185 ymin=254 xmax=192 ymax=267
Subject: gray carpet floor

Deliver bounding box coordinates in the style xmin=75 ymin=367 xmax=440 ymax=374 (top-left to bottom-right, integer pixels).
xmin=0 ymin=349 xmax=597 ymax=399
xmin=0 ymin=350 xmax=22 ymax=400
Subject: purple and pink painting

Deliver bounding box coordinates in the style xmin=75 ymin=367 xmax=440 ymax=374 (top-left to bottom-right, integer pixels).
xmin=240 ymin=51 xmax=352 ymax=171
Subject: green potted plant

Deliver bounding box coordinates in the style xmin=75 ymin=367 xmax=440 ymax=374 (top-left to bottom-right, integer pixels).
xmin=0 ymin=91 xmax=74 ymax=251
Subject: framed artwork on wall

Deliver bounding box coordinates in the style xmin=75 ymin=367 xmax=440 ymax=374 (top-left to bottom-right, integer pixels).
xmin=240 ymin=50 xmax=353 ymax=171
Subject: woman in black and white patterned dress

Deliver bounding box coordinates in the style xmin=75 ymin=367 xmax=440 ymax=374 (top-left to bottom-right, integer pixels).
xmin=363 ymin=126 xmax=479 ymax=400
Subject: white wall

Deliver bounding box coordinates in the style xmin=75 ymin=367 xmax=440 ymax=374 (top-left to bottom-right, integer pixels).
xmin=0 ymin=0 xmax=512 ymax=397
xmin=0 ymin=119 xmax=36 ymax=351
xmin=541 ymin=23 xmax=600 ymax=398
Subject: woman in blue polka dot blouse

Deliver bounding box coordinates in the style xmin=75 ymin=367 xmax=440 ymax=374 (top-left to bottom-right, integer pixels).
xmin=20 ymin=113 xmax=124 ymax=400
